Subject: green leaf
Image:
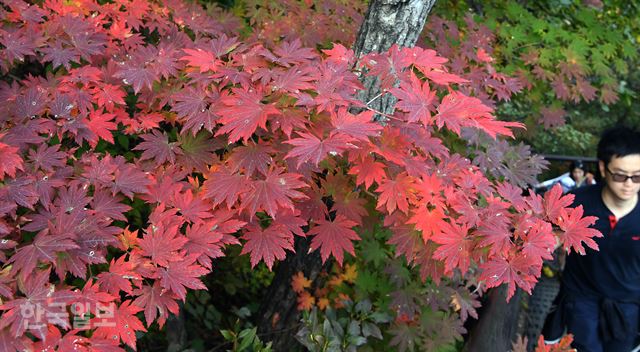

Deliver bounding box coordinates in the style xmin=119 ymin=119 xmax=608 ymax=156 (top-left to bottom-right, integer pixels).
xmin=238 ymin=327 xmax=256 ymax=340
xmin=355 ymin=270 xmax=380 ymax=295
xmin=362 ymin=321 xmax=383 ymax=340
xmin=600 ymin=42 xmax=617 ymax=59
xmin=347 ymin=320 xmax=360 ymax=337
xmin=622 ymin=41 xmax=638 ymax=60
xmin=531 ymin=18 xmax=547 ymax=34
xmin=355 ymin=300 xmax=372 ymax=314
xmin=360 ymin=239 xmax=387 ymax=266
xmin=115 ymin=134 xmax=128 ymax=149
xmin=238 ymin=327 xmax=257 ymax=351
xmin=220 ymin=329 xmax=234 ymax=341
xmin=370 ymin=311 xmax=392 ymax=324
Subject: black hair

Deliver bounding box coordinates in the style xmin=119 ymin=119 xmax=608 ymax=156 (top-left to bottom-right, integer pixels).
xmin=597 ymin=126 xmax=640 ymax=165
xmin=570 ymin=160 xmax=584 ymax=171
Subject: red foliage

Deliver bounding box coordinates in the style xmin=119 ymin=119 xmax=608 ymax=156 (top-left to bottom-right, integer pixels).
xmin=0 ymin=0 xmax=601 ymax=349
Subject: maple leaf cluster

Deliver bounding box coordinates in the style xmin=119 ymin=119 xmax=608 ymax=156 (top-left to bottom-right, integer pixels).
xmin=240 ymin=0 xmax=366 ymax=47
xmin=0 ymin=0 xmax=602 ymax=349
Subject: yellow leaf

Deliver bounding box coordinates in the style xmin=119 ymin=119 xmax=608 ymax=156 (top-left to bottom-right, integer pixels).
xmin=340 ymin=263 xmax=358 ymax=283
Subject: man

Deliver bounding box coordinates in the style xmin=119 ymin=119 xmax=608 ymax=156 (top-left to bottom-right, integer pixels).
xmin=560 ymin=126 xmax=640 ymax=351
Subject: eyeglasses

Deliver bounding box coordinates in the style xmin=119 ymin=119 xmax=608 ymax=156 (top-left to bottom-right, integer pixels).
xmin=605 ymin=166 xmax=640 ymax=183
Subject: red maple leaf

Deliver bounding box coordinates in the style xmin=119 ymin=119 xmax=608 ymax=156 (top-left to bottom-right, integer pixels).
xmin=479 ymin=254 xmax=537 ymax=301
xmin=330 ymin=108 xmax=382 ymax=141
xmin=133 ymin=130 xmax=183 ymax=165
xmin=180 ymin=48 xmax=222 ymax=72
xmin=132 ymin=282 xmax=180 ymax=328
xmin=266 ymin=66 xmax=317 ymax=93
xmin=86 ymin=110 xmax=117 ymax=145
xmin=216 ymin=87 xmax=280 ymax=143
xmin=435 ymin=91 xmax=522 ymax=138
xmin=71 ymin=280 xmax=116 ymax=320
xmin=332 ymin=191 xmax=367 ymax=225
xmin=27 ymin=143 xmax=66 ymax=173
xmin=556 ymin=205 xmax=602 ymax=255
xmin=158 ymin=254 xmax=208 ymax=300
xmin=90 ymin=189 xmax=131 ymax=222
xmin=0 ymin=141 xmax=24 ymax=180
xmin=170 ymin=189 xmax=213 ymax=223
xmin=115 ymin=61 xmax=156 ymax=94
xmin=414 ymin=241 xmax=446 ymax=284
xmin=390 ymin=72 xmax=436 ymax=123
xmin=361 ymin=46 xmax=411 ymax=90
xmin=203 ymin=166 xmax=249 ymax=208
xmin=543 ymin=184 xmax=574 ymax=225
xmin=519 ymin=218 xmax=555 ymax=265
xmin=496 ymin=182 xmax=527 ymax=212
xmin=227 ymin=141 xmax=275 ymax=176
xmin=407 ymin=206 xmax=446 ymax=243
xmin=270 ymin=107 xmax=308 ymax=137
xmin=308 ymin=216 xmax=360 ymax=265
xmin=372 ymin=127 xmax=411 ymax=166
xmin=386 ymin=216 xmax=424 ymax=263
xmin=91 ymin=84 xmax=126 ymax=112
xmin=175 ymin=131 xmax=220 ymax=172
xmin=476 ymin=209 xmax=512 ymax=256
xmin=0 ymin=327 xmax=33 ymax=351
xmin=539 ymin=107 xmax=565 ymax=130
xmin=322 ymin=43 xmax=355 ymax=64
xmin=111 ymin=163 xmax=152 ymax=199
xmin=241 ymin=224 xmax=294 ymax=269
xmin=8 ymin=228 xmax=78 ymax=277
xmin=92 ymin=300 xmax=147 ymax=350
xmin=432 ymin=222 xmax=473 ymax=275
xmin=138 ymin=224 xmax=188 ymax=267
xmin=183 ymin=221 xmax=225 ymax=269
xmin=241 ymin=167 xmax=308 ymax=218
xmin=269 ymin=39 xmax=318 ymax=67
xmin=424 ymin=69 xmax=469 ymax=85
xmin=285 ymin=132 xmax=355 ymax=167
xmin=96 ymin=256 xmax=142 ymax=295
xmin=376 ymin=172 xmax=415 ymax=214
xmin=0 ymin=269 xmax=76 ymax=340
xmin=271 ymin=209 xmax=307 ymax=237
xmin=348 ymin=156 xmax=386 ymax=190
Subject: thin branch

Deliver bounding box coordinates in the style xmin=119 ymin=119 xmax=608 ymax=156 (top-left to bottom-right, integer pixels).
xmin=366 ymin=91 xmax=386 ymax=106
xmin=364 ymin=106 xmax=403 ymax=122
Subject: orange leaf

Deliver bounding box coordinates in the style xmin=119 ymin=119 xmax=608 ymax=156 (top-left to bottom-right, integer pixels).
xmin=297 ymin=291 xmax=315 ymax=311
xmin=291 ymin=271 xmax=311 ymax=293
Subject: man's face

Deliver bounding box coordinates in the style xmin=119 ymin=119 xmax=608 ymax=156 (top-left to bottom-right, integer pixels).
xmin=599 ymin=154 xmax=640 ymax=201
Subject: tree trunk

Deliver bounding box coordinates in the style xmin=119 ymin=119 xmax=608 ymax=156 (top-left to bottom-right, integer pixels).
xmin=255 ymin=0 xmax=437 ymax=349
xmin=255 ymin=237 xmax=329 ymax=352
xmin=353 ymin=0 xmax=436 ymax=117
xmin=464 ymin=286 xmax=523 ymax=352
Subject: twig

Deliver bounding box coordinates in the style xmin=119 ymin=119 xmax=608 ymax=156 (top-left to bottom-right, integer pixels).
xmin=365 ymin=91 xmax=386 ymax=106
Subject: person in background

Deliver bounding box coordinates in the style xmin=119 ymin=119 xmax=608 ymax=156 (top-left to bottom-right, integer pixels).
xmin=535 ymin=160 xmax=595 ymax=193
xmin=553 ymin=126 xmax=640 ymax=352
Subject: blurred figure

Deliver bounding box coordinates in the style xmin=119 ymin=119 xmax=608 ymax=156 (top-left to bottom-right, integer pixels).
xmin=535 ymin=160 xmax=595 ymax=193
xmin=544 ymin=126 xmax=640 ymax=352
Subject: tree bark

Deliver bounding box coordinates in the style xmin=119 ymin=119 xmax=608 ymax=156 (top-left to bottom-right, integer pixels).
xmin=353 ymin=0 xmax=436 ymax=117
xmin=166 ymin=303 xmax=188 ymax=352
xmin=255 ymin=0 xmax=437 ymax=349
xmin=463 ymin=286 xmax=523 ymax=352
xmin=255 ymin=237 xmax=329 ymax=352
